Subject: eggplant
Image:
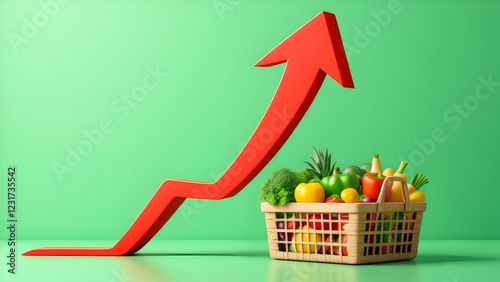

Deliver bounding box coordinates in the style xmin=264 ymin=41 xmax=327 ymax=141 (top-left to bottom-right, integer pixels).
xmin=362 ymin=197 xmax=377 ymax=203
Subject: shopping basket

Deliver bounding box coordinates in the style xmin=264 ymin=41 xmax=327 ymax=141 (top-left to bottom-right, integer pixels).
xmin=261 ymin=176 xmax=426 ymax=264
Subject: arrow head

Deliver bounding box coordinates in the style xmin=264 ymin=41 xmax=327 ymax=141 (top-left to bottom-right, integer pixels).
xmin=255 ymin=11 xmax=354 ymax=88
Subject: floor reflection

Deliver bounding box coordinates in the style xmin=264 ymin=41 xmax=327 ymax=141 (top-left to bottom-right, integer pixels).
xmin=112 ymin=256 xmax=173 ymax=282
xmin=23 ymin=240 xmax=500 ymax=282
xmin=267 ymin=258 xmax=419 ymax=282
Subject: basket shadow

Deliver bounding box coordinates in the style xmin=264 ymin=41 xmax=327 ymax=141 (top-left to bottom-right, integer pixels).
xmin=132 ymin=250 xmax=269 ymax=257
xmin=415 ymin=254 xmax=500 ymax=264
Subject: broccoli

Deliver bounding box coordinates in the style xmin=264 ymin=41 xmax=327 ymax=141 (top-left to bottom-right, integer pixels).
xmin=259 ymin=168 xmax=313 ymax=206
xmin=296 ymin=170 xmax=313 ymax=184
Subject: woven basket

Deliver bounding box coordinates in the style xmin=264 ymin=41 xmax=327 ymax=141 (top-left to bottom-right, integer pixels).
xmin=261 ymin=176 xmax=426 ymax=264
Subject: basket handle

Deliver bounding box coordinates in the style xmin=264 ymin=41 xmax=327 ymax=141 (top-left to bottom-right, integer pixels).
xmin=376 ymin=176 xmax=410 ymax=212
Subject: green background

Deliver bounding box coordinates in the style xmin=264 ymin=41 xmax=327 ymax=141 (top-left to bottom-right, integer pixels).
xmin=1 ymin=0 xmax=499 ymax=244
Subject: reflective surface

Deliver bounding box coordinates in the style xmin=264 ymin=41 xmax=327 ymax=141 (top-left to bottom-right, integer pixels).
xmin=1 ymin=240 xmax=499 ymax=282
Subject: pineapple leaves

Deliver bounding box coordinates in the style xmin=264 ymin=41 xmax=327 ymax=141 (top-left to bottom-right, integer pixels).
xmin=304 ymin=146 xmax=335 ymax=180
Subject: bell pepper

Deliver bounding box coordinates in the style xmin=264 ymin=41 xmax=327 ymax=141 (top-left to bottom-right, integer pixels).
xmin=351 ymin=194 xmax=367 ymax=203
xmin=361 ymin=173 xmax=392 ymax=202
xmin=320 ymin=167 xmax=360 ymax=197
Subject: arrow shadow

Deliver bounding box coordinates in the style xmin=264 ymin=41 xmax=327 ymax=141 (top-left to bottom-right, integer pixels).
xmin=132 ymin=249 xmax=268 ymax=257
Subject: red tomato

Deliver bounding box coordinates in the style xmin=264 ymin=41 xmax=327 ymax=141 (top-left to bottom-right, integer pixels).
xmin=325 ymin=196 xmax=343 ymax=203
xmin=324 ymin=235 xmax=336 ymax=254
xmin=329 ymin=215 xmax=339 ymax=231
xmin=382 ymin=246 xmax=388 ymax=254
xmin=325 ymin=234 xmax=348 ymax=255
xmin=351 ymin=200 xmax=364 ymax=203
xmin=287 ymin=217 xmax=305 ymax=230
xmin=325 ymin=197 xmax=344 ymax=203
xmin=340 ymin=214 xmax=349 ymax=231
xmin=330 ymin=214 xmax=349 ymax=231
xmin=342 ymin=234 xmax=348 ymax=256
xmin=308 ymin=214 xmax=331 ymax=230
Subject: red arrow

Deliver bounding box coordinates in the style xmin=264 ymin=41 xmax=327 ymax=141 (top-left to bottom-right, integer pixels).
xmin=23 ymin=11 xmax=353 ymax=256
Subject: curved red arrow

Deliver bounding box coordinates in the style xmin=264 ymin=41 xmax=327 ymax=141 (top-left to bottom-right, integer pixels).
xmin=23 ymin=11 xmax=354 ymax=256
